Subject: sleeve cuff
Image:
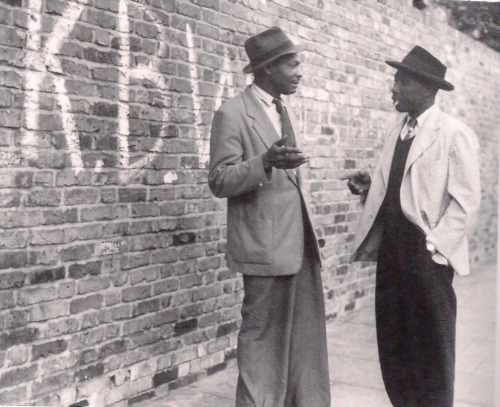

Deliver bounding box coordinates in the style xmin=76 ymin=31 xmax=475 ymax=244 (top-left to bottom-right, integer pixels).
xmin=259 ymin=154 xmax=273 ymax=182
xmin=432 ymin=252 xmax=449 ymax=266
xmin=426 ymin=236 xmax=449 ymax=266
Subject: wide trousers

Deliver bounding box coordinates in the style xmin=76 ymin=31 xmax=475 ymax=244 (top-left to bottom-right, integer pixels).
xmin=376 ymin=226 xmax=457 ymax=407
xmin=235 ymin=237 xmax=330 ymax=407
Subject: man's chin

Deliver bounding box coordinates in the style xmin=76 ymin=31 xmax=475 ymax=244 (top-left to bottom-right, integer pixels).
xmin=285 ymin=85 xmax=299 ymax=95
xmin=393 ymin=102 xmax=406 ymax=112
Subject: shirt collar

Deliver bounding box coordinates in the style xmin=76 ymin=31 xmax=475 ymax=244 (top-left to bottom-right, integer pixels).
xmin=407 ymin=103 xmax=436 ymax=129
xmin=251 ymin=83 xmax=277 ymax=107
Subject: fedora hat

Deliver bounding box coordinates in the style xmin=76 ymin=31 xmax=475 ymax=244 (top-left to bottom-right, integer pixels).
xmin=386 ymin=45 xmax=454 ymax=91
xmin=243 ymin=26 xmax=304 ymax=74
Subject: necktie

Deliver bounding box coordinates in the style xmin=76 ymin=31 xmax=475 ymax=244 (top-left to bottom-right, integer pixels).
xmin=404 ymin=117 xmax=417 ymax=140
xmin=272 ymin=98 xmax=296 ymax=147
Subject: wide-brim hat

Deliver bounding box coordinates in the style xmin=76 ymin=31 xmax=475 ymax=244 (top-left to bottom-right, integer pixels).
xmin=243 ymin=26 xmax=304 ymax=74
xmin=386 ymin=45 xmax=454 ymax=91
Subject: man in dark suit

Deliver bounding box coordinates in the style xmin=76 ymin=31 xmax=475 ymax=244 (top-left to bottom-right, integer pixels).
xmin=345 ymin=46 xmax=481 ymax=406
xmin=209 ymin=27 xmax=330 ymax=407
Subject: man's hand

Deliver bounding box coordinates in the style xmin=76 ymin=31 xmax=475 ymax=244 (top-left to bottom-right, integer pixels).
xmin=263 ymin=136 xmax=308 ymax=170
xmin=341 ymin=171 xmax=371 ymax=196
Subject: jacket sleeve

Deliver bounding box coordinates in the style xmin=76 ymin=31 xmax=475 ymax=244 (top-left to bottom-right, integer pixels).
xmin=426 ymin=125 xmax=481 ymax=260
xmin=208 ymin=107 xmax=271 ymax=198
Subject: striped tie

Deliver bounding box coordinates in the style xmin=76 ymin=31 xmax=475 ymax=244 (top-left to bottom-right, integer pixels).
xmin=404 ymin=117 xmax=417 ymax=140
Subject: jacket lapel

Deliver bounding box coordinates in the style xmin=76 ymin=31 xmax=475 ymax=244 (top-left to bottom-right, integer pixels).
xmin=381 ymin=116 xmax=406 ymax=188
xmin=242 ymin=86 xmax=279 ymax=150
xmin=404 ymin=105 xmax=441 ymax=175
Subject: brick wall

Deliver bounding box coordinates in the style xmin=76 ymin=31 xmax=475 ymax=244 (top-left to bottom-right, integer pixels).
xmin=0 ymin=0 xmax=498 ymax=405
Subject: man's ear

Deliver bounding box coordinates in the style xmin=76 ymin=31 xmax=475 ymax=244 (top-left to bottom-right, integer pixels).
xmin=424 ymin=83 xmax=439 ymax=97
xmin=263 ymin=64 xmax=274 ymax=76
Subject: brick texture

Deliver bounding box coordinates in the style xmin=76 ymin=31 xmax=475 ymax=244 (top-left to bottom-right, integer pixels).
xmin=0 ymin=0 xmax=498 ymax=405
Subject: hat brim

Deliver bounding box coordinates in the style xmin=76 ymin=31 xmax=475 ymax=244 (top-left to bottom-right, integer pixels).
xmin=243 ymin=43 xmax=305 ymax=74
xmin=386 ymin=60 xmax=454 ymax=91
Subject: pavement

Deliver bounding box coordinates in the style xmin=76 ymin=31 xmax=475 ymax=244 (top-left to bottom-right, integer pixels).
xmin=137 ymin=260 xmax=497 ymax=407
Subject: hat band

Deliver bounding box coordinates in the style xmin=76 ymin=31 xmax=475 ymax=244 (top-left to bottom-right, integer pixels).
xmin=401 ymin=66 xmax=444 ymax=83
xmin=251 ymin=41 xmax=295 ymax=69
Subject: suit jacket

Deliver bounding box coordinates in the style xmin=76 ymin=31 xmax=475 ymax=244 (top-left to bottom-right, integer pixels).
xmin=352 ymin=105 xmax=480 ymax=276
xmin=209 ymin=86 xmax=322 ymax=276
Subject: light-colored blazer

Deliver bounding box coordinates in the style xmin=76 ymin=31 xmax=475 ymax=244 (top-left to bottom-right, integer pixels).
xmin=352 ymin=105 xmax=481 ymax=276
xmin=209 ymin=86 xmax=322 ymax=276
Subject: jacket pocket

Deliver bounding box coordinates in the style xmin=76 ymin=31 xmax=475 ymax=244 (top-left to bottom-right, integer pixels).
xmin=227 ymin=216 xmax=272 ymax=264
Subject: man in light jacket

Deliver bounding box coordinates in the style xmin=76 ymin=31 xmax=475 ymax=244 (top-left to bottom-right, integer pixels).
xmin=345 ymin=46 xmax=480 ymax=407
xmin=209 ymin=27 xmax=330 ymax=407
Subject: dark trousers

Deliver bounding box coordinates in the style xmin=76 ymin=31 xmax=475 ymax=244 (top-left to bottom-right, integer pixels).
xmin=376 ymin=228 xmax=457 ymax=407
xmin=235 ymin=238 xmax=330 ymax=407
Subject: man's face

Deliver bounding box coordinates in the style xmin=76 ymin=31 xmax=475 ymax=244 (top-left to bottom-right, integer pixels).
xmin=391 ymin=70 xmax=429 ymax=113
xmin=268 ymin=53 xmax=302 ymax=96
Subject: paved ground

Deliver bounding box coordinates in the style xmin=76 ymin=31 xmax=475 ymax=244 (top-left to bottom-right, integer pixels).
xmin=137 ymin=261 xmax=497 ymax=407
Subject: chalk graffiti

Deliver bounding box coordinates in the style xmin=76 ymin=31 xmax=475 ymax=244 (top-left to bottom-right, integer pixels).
xmin=23 ymin=0 xmax=87 ymax=173
xmin=186 ymin=23 xmax=205 ymax=168
xmin=23 ymin=0 xmax=44 ymax=163
xmin=163 ymin=171 xmax=178 ymax=184
xmin=20 ymin=0 xmax=236 ymax=183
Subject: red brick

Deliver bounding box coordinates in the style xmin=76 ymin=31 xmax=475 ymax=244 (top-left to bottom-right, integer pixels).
xmin=98 ymin=339 xmax=126 ymax=359
xmin=41 ymin=208 xmax=78 ymax=225
xmin=0 ymin=309 xmax=28 ymax=329
xmin=32 ymin=339 xmax=68 ymax=360
xmin=31 ymin=372 xmax=71 ymax=397
xmin=64 ymin=189 xmax=99 ymax=205
xmin=0 ymin=365 xmax=37 ymax=388
xmin=30 ymin=229 xmax=65 ymax=246
xmin=28 ymin=247 xmax=59 ymax=266
xmin=0 ymin=386 xmax=28 ymax=404
xmin=75 ymin=362 xmax=104 ymax=382
xmin=0 ymin=251 xmax=28 ymax=270
xmin=29 ymin=266 xmax=65 ymax=285
xmin=118 ymin=188 xmax=147 ymax=203
xmin=0 ymin=230 xmax=28 ymax=249
xmin=45 ymin=318 xmax=79 ymax=338
xmin=68 ymin=260 xmax=102 ymax=279
xmin=0 ymin=327 xmax=39 ymax=351
xmin=60 ymin=243 xmax=94 ymax=262
xmin=81 ymin=205 xmax=128 ymax=222
xmin=122 ymin=286 xmax=151 ymax=303
xmin=0 ymin=292 xmax=15 ymax=310
xmin=30 ymin=301 xmax=69 ymax=322
xmin=77 ymin=277 xmax=111 ymax=294
xmin=70 ymin=294 xmax=103 ymax=314
xmin=17 ymin=286 xmax=57 ymax=306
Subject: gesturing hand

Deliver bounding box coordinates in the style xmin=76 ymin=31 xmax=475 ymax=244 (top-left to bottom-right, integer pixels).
xmin=263 ymin=136 xmax=309 ymax=170
xmin=341 ymin=171 xmax=372 ymax=195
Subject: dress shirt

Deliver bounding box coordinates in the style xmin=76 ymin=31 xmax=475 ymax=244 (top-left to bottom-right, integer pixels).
xmin=251 ymin=83 xmax=283 ymax=137
xmin=399 ymin=104 xmax=436 ymax=140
